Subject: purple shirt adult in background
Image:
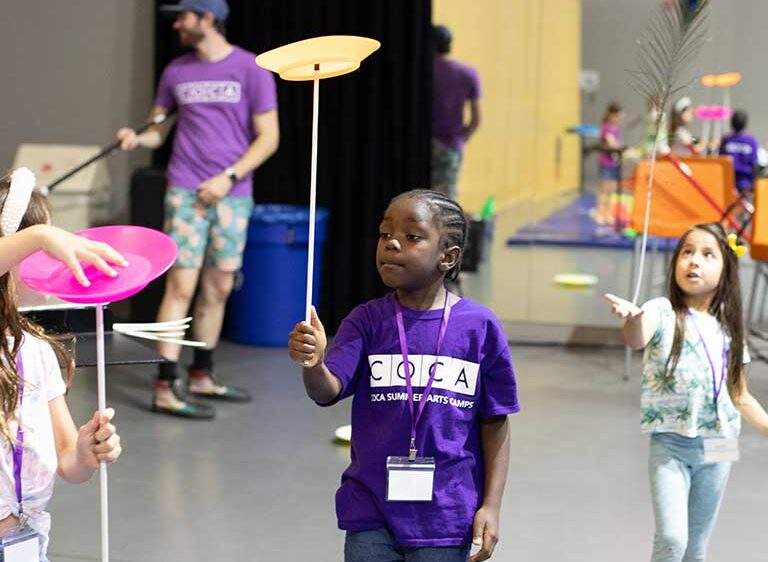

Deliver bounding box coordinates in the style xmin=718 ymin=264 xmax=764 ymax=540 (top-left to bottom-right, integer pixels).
xmin=323 ymin=293 xmax=519 ymax=547
xmin=432 ymin=57 xmax=481 ymax=153
xmin=720 ymin=131 xmax=759 ymax=191
xmin=155 ymin=46 xmax=277 ymax=197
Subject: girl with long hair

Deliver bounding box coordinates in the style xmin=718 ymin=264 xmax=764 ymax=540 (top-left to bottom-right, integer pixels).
xmin=606 ymin=223 xmax=768 ymax=561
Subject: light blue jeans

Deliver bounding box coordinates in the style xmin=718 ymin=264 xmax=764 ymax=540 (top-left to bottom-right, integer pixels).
xmin=649 ymin=432 xmax=732 ymax=562
xmin=345 ymin=529 xmax=471 ymax=562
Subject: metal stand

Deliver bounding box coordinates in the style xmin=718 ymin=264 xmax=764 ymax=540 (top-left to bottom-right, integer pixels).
xmin=747 ymin=260 xmax=768 ymax=363
xmin=623 ymin=235 xmax=643 ymax=380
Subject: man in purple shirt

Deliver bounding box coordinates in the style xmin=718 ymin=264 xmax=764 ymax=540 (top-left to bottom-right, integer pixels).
xmin=431 ymin=25 xmax=481 ymax=200
xmin=116 ymin=0 xmax=279 ymax=418
xmin=720 ymin=110 xmax=759 ymax=193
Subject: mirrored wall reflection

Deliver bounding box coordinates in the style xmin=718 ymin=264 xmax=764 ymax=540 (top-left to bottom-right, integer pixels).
xmin=433 ymin=0 xmax=593 ymax=341
xmin=438 ymin=0 xmax=767 ymax=346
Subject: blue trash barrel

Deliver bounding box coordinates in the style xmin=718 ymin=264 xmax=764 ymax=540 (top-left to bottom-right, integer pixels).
xmin=225 ymin=205 xmax=329 ymax=346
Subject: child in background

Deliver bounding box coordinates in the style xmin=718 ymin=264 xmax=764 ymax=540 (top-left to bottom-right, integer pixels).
xmin=596 ymin=102 xmax=625 ymax=225
xmin=289 ymin=189 xmax=519 ymax=562
xmin=605 ymin=222 xmax=768 ymax=562
xmin=720 ymin=110 xmax=759 ymax=195
xmin=0 ymin=170 xmax=125 ymax=560
xmin=640 ymin=98 xmax=670 ymax=157
xmin=669 ymin=97 xmax=708 ymax=156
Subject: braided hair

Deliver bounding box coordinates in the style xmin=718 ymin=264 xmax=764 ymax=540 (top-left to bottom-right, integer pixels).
xmin=390 ymin=189 xmax=468 ymax=281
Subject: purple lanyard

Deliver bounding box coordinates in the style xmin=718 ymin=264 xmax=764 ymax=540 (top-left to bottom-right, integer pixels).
xmin=13 ymin=352 xmax=24 ymax=515
xmin=394 ymin=292 xmax=452 ymax=462
xmin=687 ymin=311 xmax=727 ymax=425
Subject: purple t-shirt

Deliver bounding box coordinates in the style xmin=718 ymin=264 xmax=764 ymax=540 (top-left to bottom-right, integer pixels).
xmin=155 ymin=46 xmax=277 ymax=197
xmin=323 ymin=293 xmax=519 ymax=547
xmin=599 ymin=123 xmax=622 ymax=168
xmin=720 ymin=132 xmax=759 ymax=191
xmin=432 ymin=57 xmax=481 ymax=152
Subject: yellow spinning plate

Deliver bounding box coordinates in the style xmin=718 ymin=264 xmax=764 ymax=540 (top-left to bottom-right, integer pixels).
xmin=553 ymin=273 xmax=599 ymax=288
xmin=257 ymin=37 xmax=380 ymax=445
xmin=256 ymin=35 xmax=380 ymax=81
xmin=715 ymin=72 xmax=741 ymax=88
xmin=334 ymin=424 xmax=352 ymax=444
xmin=256 ymin=35 xmax=380 ymax=324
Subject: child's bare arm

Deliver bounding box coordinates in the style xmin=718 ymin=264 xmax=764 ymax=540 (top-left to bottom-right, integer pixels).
xmin=470 ymin=415 xmax=510 ymax=562
xmin=288 ymin=306 xmax=343 ymax=403
xmin=0 ymin=225 xmax=127 ymax=286
xmin=603 ymin=132 xmax=622 ymax=149
xmin=50 ymin=398 xmax=121 ymax=484
xmin=735 ymin=373 xmax=768 ymax=436
xmin=301 ymin=363 xmax=343 ymax=404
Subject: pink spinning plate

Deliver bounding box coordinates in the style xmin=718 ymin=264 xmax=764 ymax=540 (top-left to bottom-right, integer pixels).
xmin=19 ymin=225 xmax=177 ymax=305
xmin=694 ymin=105 xmax=734 ymax=121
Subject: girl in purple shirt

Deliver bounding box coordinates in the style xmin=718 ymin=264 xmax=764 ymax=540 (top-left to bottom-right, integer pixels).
xmin=596 ymin=102 xmax=625 ymax=226
xmin=289 ymin=190 xmax=519 ymax=562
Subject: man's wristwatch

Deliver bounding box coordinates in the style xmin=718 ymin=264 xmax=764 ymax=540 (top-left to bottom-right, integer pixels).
xmin=225 ymin=167 xmax=239 ymax=184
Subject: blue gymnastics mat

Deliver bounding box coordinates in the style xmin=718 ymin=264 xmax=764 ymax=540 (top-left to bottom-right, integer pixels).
xmin=506 ymin=194 xmax=677 ymax=250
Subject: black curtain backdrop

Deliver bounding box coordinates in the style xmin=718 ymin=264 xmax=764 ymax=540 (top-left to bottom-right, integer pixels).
xmin=152 ymin=0 xmax=432 ymax=333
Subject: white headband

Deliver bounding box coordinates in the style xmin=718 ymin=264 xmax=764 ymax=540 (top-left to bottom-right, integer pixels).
xmin=674 ymin=96 xmax=692 ymax=114
xmin=1 ymin=167 xmax=36 ymax=236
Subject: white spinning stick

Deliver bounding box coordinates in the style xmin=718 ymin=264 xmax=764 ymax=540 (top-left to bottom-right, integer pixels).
xmin=112 ymin=317 xmax=193 ymax=332
xmin=118 ymin=330 xmax=206 ymax=347
xmin=256 ymin=36 xmax=380 ymax=322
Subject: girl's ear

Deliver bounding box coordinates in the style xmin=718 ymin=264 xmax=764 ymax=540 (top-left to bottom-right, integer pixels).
xmin=439 ymin=245 xmax=461 ymax=272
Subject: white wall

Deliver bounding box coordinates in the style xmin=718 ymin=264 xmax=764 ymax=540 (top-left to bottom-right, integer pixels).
xmin=0 ymin=0 xmax=155 ymax=219
xmin=582 ymin=0 xmax=766 ymax=146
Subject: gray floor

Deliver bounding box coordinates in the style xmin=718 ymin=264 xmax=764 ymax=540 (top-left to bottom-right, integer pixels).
xmin=47 ymin=343 xmax=768 ymax=561
xmin=44 ymin=200 xmax=768 ymax=561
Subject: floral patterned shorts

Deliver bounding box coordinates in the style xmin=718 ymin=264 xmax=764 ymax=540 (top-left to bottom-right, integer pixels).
xmin=431 ymin=139 xmax=463 ymax=200
xmin=164 ymin=187 xmax=253 ymax=272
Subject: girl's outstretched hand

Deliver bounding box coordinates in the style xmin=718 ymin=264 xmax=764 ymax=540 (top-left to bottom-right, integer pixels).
xmin=288 ymin=306 xmax=327 ymax=368
xmin=604 ymin=293 xmax=644 ymax=320
xmin=38 ymin=225 xmax=128 ymax=287
xmin=76 ymin=408 xmax=122 ymax=469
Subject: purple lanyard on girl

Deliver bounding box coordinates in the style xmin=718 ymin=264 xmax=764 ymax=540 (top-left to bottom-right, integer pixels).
xmin=13 ymin=351 xmax=25 ymax=516
xmin=687 ymin=310 xmax=727 ymax=429
xmin=394 ymin=291 xmax=452 ymax=462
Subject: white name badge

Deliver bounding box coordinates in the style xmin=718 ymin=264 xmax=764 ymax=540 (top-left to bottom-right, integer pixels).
xmin=703 ymin=438 xmax=740 ymax=463
xmin=0 ymin=525 xmax=40 ymax=562
xmin=386 ymin=456 xmax=435 ymax=502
